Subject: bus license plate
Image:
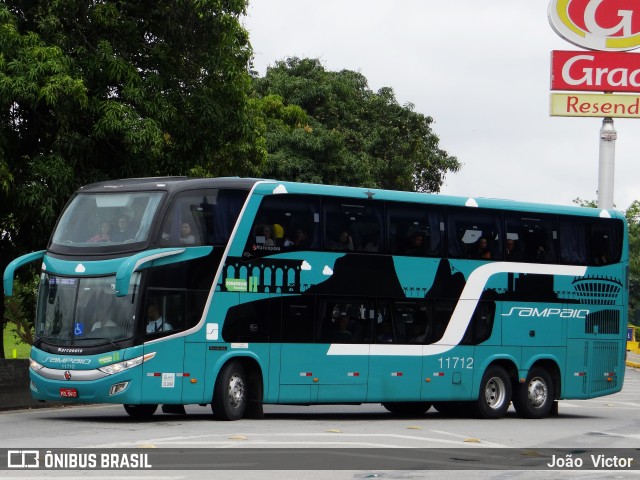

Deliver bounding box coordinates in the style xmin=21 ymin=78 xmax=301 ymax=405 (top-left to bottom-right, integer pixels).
xmin=60 ymin=388 xmax=78 ymax=398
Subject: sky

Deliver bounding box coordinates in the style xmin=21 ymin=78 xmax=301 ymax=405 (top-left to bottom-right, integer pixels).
xmin=243 ymin=1 xmax=639 ymax=210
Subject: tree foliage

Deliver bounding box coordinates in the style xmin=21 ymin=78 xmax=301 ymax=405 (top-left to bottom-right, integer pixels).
xmin=0 ymin=0 xmax=261 ymax=357
xmin=252 ymin=57 xmax=460 ymax=192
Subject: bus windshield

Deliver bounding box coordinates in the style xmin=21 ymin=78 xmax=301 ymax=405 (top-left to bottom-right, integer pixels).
xmin=50 ymin=192 xmax=164 ymax=247
xmin=35 ymin=273 xmax=139 ymax=346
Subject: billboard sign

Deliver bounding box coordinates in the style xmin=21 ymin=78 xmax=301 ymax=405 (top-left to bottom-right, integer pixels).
xmin=550 ymin=92 xmax=640 ymax=117
xmin=548 ymin=0 xmax=640 ymax=51
xmin=552 ymin=50 xmax=640 ymax=92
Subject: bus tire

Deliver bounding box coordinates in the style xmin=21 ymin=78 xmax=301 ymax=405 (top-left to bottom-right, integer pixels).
xmin=382 ymin=402 xmax=432 ymax=416
xmin=123 ymin=404 xmax=157 ymax=418
xmin=212 ymin=360 xmax=247 ymax=421
xmin=474 ymin=365 xmax=511 ymax=419
xmin=512 ymin=366 xmax=554 ymax=419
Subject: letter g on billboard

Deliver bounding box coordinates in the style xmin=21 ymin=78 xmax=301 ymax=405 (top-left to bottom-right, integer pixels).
xmin=549 ymin=0 xmax=640 ymax=51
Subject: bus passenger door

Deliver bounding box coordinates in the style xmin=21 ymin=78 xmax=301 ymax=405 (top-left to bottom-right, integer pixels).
xmin=368 ymin=301 xmax=423 ymax=402
xmin=141 ymin=292 xmax=187 ymax=405
xmin=278 ymin=298 xmax=369 ymax=403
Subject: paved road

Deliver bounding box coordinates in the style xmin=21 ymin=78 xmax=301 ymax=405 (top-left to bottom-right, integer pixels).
xmin=2 ymin=364 xmax=640 ymax=479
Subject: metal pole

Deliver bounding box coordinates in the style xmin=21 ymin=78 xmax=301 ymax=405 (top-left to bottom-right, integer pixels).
xmin=597 ymin=117 xmax=616 ymax=209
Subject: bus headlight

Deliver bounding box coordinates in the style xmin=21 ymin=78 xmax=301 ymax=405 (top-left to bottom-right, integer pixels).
xmin=98 ymin=352 xmax=156 ymax=375
xmin=30 ymin=358 xmax=44 ymax=372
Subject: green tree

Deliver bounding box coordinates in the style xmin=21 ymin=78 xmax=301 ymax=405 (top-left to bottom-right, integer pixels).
xmin=0 ymin=0 xmax=262 ymax=358
xmin=253 ymin=57 xmax=460 ymax=192
xmin=626 ymin=200 xmax=640 ymax=325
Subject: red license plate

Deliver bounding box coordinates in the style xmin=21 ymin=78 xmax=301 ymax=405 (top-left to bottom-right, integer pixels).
xmin=60 ymin=388 xmax=78 ymax=398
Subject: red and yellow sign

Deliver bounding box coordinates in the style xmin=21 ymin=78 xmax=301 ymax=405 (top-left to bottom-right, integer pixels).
xmin=551 ymin=50 xmax=640 ymax=92
xmin=548 ymin=0 xmax=640 ymax=51
xmin=550 ymin=92 xmax=640 ymax=117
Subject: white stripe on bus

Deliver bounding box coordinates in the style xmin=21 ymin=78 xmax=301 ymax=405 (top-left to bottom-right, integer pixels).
xmin=327 ymin=262 xmax=586 ymax=357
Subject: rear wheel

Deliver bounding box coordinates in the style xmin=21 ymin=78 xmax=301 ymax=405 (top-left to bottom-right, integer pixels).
xmin=512 ymin=366 xmax=554 ymax=419
xmin=123 ymin=404 xmax=157 ymax=418
xmin=382 ymin=401 xmax=432 ymax=416
xmin=474 ymin=366 xmax=511 ymax=419
xmin=212 ymin=360 xmax=247 ymax=421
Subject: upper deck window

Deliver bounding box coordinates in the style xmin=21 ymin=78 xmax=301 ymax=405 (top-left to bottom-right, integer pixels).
xmin=159 ymin=189 xmax=248 ymax=247
xmin=50 ymin=192 xmax=164 ymax=249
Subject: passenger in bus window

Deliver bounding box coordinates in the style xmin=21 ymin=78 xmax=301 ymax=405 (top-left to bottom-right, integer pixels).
xmin=377 ymin=322 xmax=394 ymax=343
xmin=505 ymin=239 xmax=521 ymax=261
xmin=146 ymin=302 xmax=173 ymax=333
xmin=284 ymin=227 xmax=310 ymax=249
xmin=272 ymin=223 xmax=284 ymax=246
xmin=179 ymin=222 xmax=196 ymax=244
xmin=111 ymin=216 xmax=131 ymax=242
xmin=331 ymin=231 xmax=353 ymax=251
xmin=472 ymin=237 xmax=491 ymax=259
xmin=331 ymin=313 xmax=353 ymax=343
xmin=406 ymin=231 xmax=428 ymax=255
xmin=88 ymin=222 xmax=111 ymax=242
xmin=260 ymin=225 xmax=275 ymax=246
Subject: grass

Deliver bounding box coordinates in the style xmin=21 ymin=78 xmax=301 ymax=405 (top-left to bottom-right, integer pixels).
xmin=2 ymin=324 xmax=31 ymax=359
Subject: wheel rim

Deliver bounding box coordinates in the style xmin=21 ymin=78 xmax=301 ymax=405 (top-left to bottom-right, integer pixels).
xmin=484 ymin=376 xmax=507 ymax=409
xmin=527 ymin=377 xmax=548 ymax=408
xmin=228 ymin=373 xmax=245 ymax=408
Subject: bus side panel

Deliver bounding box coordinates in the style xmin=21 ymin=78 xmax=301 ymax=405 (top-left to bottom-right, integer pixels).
xmin=368 ymin=351 xmax=421 ymax=402
xmin=279 ymin=344 xmax=368 ymax=403
xmin=182 ymin=341 xmax=206 ymax=403
xmin=421 ymin=345 xmax=475 ymax=402
xmin=142 ymin=337 xmax=185 ymax=404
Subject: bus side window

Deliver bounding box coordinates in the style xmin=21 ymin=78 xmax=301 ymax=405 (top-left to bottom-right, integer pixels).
xmin=447 ymin=208 xmax=502 ymax=260
xmin=460 ymin=301 xmax=495 ymax=345
xmin=245 ymin=194 xmax=320 ymax=257
xmin=323 ymin=198 xmax=383 ymax=253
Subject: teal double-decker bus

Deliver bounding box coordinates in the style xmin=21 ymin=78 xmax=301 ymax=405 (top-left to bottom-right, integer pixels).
xmin=3 ymin=177 xmax=629 ymax=419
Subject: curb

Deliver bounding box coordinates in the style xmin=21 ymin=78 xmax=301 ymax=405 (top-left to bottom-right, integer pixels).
xmin=626 ymin=361 xmax=640 ymax=368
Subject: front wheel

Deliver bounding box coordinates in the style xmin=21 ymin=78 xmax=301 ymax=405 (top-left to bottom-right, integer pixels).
xmin=123 ymin=404 xmax=157 ymax=418
xmin=382 ymin=402 xmax=432 ymax=416
xmin=212 ymin=360 xmax=247 ymax=421
xmin=512 ymin=366 xmax=554 ymax=419
xmin=474 ymin=366 xmax=512 ymax=419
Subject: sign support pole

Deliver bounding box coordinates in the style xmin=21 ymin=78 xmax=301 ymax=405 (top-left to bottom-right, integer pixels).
xmin=597 ymin=117 xmax=616 ymax=209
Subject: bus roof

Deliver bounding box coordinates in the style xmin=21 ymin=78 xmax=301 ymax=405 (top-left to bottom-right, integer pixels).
xmin=77 ymin=176 xmax=263 ymax=193
xmin=251 ymin=179 xmax=625 ymax=220
xmin=76 ymin=177 xmax=624 ymax=221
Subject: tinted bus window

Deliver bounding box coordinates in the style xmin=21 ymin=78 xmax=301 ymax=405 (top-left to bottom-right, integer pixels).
xmin=324 ymin=199 xmax=383 ymax=253
xmin=387 ymin=202 xmax=444 ymax=256
xmin=447 ymin=208 xmax=502 ymax=260
xmin=160 ymin=189 xmax=247 ymax=246
xmin=589 ymin=218 xmax=623 ymax=265
xmin=559 ymin=216 xmax=623 ymax=266
xmin=504 ymin=213 xmax=557 ymax=263
xmin=246 ymin=195 xmax=320 ymax=256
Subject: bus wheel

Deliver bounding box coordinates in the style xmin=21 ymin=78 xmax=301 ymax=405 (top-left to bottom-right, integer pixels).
xmin=382 ymin=402 xmax=432 ymax=416
xmin=512 ymin=366 xmax=554 ymax=419
xmin=212 ymin=360 xmax=247 ymax=421
xmin=474 ymin=366 xmax=511 ymax=419
xmin=123 ymin=404 xmax=157 ymax=418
